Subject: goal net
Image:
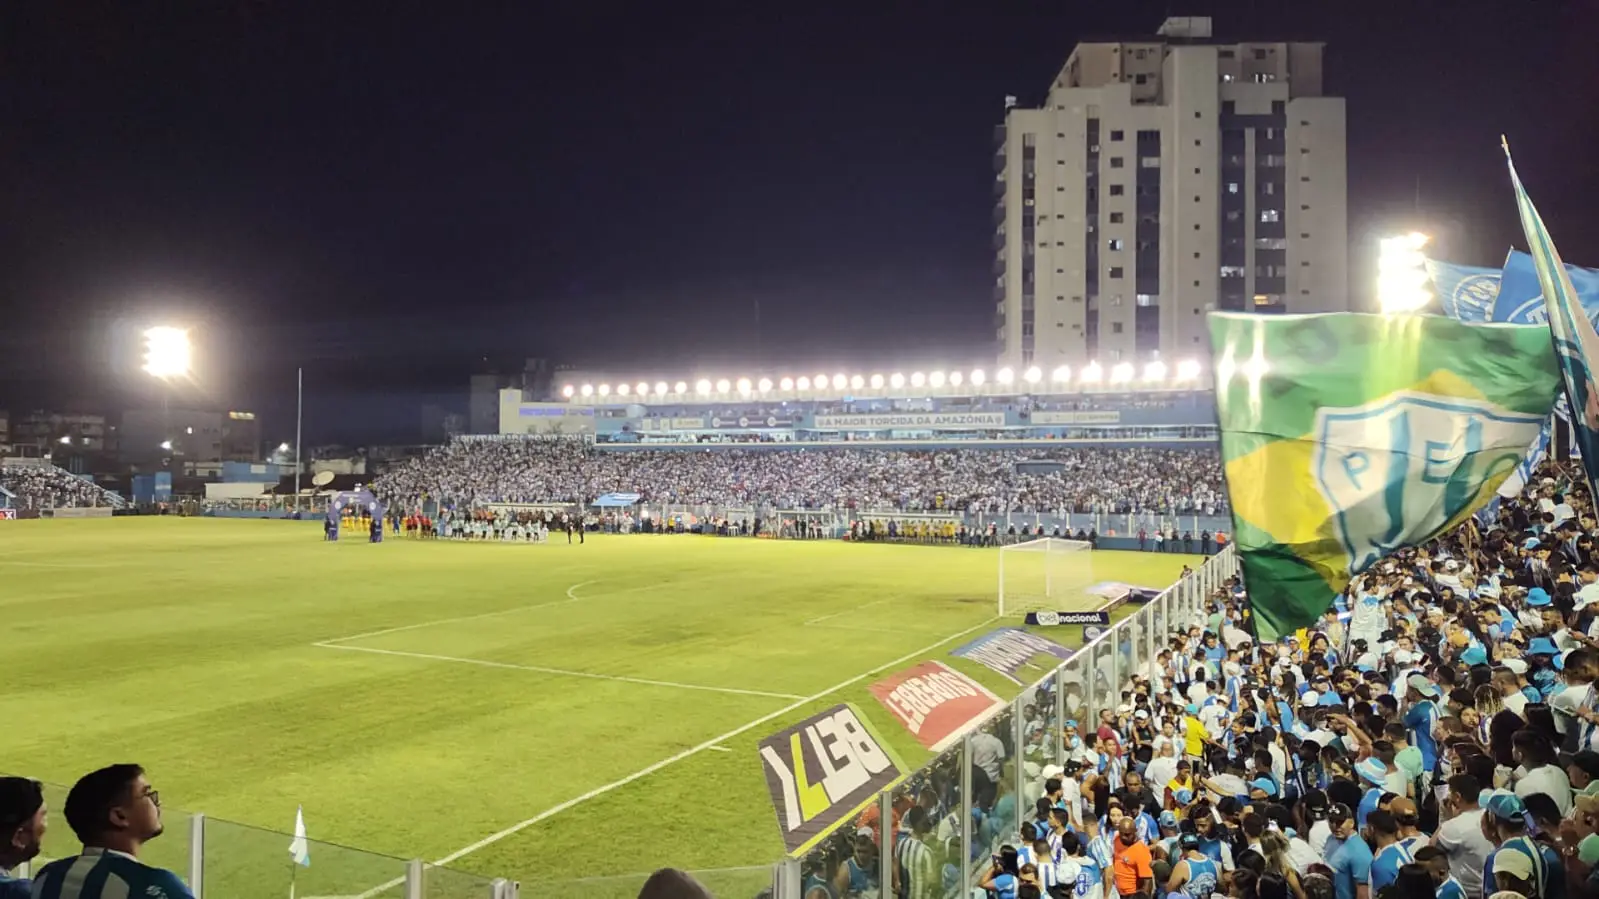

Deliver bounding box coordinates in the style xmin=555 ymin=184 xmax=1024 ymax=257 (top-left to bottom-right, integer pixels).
xmin=997 ymin=537 xmax=1095 ymax=617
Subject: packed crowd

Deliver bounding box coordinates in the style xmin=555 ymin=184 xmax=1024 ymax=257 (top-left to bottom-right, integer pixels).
xmin=807 ymin=460 xmax=1599 ymax=899
xmin=371 ymin=439 xmax=1227 ymax=516
xmin=0 ymin=464 xmax=123 ymax=509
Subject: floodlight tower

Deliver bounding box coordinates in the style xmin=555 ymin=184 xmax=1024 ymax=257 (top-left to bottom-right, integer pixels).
xmin=142 ymin=327 xmax=191 ymax=469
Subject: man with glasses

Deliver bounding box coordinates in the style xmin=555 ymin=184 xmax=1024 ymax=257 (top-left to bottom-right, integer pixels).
xmin=0 ymin=777 xmax=47 ymax=899
xmin=29 ymin=765 xmax=192 ymax=899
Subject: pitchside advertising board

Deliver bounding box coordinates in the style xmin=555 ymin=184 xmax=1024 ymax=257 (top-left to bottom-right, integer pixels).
xmin=758 ymin=704 xmax=905 ymax=855
xmin=950 ymin=628 xmax=1074 ymax=684
xmin=0 ymin=509 xmax=15 ymax=520
xmin=1023 ymin=610 xmax=1111 ymax=627
xmin=868 ymin=661 xmax=1004 ymax=751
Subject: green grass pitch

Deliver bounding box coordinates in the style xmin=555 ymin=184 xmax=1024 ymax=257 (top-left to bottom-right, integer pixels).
xmin=2 ymin=519 xmax=1201 ymax=897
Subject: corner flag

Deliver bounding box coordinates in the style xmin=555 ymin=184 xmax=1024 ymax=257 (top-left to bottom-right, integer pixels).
xmin=289 ymin=806 xmax=311 ymax=867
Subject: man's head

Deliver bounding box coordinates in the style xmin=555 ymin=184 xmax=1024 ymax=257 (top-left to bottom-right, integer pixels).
xmin=1412 ymin=846 xmax=1450 ymax=885
xmin=63 ymin=764 xmax=162 ymax=849
xmin=1570 ymin=751 xmax=1599 ymax=790
xmin=1116 ymin=816 xmax=1137 ymax=845
xmin=0 ymin=778 xmax=46 ymax=870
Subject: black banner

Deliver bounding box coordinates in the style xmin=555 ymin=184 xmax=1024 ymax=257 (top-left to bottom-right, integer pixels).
xmin=758 ymin=704 xmax=904 ymax=855
xmin=1024 ymin=610 xmax=1112 ymax=626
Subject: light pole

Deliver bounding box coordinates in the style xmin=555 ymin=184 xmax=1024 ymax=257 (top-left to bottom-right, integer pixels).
xmin=295 ymin=367 xmax=304 ymax=513
xmin=142 ymin=326 xmax=191 ymax=472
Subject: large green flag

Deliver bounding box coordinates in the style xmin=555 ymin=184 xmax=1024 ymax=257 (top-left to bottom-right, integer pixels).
xmin=1209 ymin=312 xmax=1561 ymax=639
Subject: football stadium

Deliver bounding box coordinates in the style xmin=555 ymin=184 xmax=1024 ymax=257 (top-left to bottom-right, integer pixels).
xmin=4 ymin=366 xmax=1231 ymax=899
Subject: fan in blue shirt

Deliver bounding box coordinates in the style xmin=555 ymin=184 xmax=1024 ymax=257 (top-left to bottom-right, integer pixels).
xmin=1365 ymin=811 xmax=1413 ymax=894
xmin=0 ymin=778 xmax=47 ymax=899
xmin=28 ymin=765 xmax=194 ymax=899
xmin=1327 ymin=808 xmax=1373 ymax=899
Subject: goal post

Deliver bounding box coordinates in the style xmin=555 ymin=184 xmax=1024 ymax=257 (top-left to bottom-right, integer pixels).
xmin=997 ymin=537 xmax=1094 ymax=617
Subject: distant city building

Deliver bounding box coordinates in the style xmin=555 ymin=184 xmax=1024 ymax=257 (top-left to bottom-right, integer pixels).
xmin=10 ymin=410 xmax=108 ymax=454
xmin=221 ymin=411 xmax=262 ymax=462
xmin=470 ymin=358 xmax=554 ymax=435
xmin=994 ymin=16 xmax=1349 ymax=370
xmin=119 ymin=408 xmax=224 ymax=470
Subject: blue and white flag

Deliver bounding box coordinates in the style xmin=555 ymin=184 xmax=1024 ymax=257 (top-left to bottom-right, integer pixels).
xmin=1506 ymin=140 xmax=1599 ymax=497
xmin=289 ymin=806 xmax=311 ymax=868
xmin=1496 ymin=250 xmax=1599 ymax=326
xmin=1425 ymin=260 xmax=1502 ymax=322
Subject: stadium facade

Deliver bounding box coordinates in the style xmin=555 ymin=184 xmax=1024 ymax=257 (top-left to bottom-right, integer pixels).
xmin=994 ymin=16 xmax=1349 ymax=370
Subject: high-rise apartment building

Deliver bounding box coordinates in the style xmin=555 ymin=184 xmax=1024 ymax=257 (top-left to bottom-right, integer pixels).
xmin=994 ymin=16 xmax=1348 ymax=370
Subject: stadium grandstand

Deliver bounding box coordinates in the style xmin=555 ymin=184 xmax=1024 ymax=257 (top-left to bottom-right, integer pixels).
xmin=0 ymin=460 xmax=127 ymax=510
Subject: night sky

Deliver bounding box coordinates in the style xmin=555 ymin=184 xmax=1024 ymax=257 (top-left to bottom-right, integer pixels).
xmin=2 ymin=1 xmax=1596 ymax=445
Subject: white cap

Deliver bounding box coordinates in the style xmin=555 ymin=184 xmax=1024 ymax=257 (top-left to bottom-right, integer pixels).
xmin=1502 ymin=658 xmax=1529 ymax=675
xmin=1300 ymin=691 xmax=1320 ymax=707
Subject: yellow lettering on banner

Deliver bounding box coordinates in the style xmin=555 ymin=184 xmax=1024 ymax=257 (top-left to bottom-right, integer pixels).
xmin=791 ymin=732 xmax=832 ymax=822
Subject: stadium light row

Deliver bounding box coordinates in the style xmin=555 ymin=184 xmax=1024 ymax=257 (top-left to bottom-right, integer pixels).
xmin=559 ymin=360 xmax=1204 ymax=401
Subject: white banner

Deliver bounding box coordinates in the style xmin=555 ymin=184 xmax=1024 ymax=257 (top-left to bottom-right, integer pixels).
xmin=812 ymin=412 xmax=1005 ymax=429
xmin=1031 ymin=411 xmax=1122 ymax=425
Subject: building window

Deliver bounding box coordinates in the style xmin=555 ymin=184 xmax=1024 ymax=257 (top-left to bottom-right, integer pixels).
xmin=1140 ymin=157 xmax=1160 ymax=168
xmin=1256 ymin=238 xmax=1288 ymax=250
xmin=1272 ymin=100 xmax=1286 ymax=114
xmin=1109 ymin=184 xmax=1124 ymax=196
xmin=1108 ymin=239 xmax=1124 ymax=250
xmin=1220 ymin=266 xmax=1246 ymax=277
xmin=1226 ymin=182 xmax=1239 ymax=194
xmin=1112 ymin=322 xmax=1124 ymax=334
xmin=1136 ymin=294 xmax=1158 ymax=307
xmin=1263 ymin=182 xmax=1276 ymax=196
xmin=1110 ymin=157 xmax=1125 ymax=168
xmin=1219 ymin=49 xmax=1235 ymax=59
xmin=1110 ymin=130 xmax=1124 ymax=141
xmin=1222 ymin=101 xmax=1235 ymax=115
xmin=1109 ymin=266 xmax=1125 ymax=278
xmin=1109 ymin=212 xmax=1124 ymax=223
xmin=1253 ymin=72 xmax=1275 ymax=83
xmin=1253 ymin=48 xmax=1268 ymax=60
xmin=1134 ymin=74 xmax=1148 ymax=85
xmin=1225 ymin=210 xmax=1242 ymax=222
xmin=1260 ymin=209 xmax=1280 ymax=223
xmin=1221 ymin=73 xmax=1235 ymax=83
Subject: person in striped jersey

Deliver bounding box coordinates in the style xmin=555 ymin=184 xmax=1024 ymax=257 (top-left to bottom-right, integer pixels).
xmin=0 ymin=778 xmax=48 ymax=899
xmin=28 ymin=765 xmax=192 ymax=899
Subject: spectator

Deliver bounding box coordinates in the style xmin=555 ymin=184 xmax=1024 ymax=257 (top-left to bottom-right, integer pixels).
xmin=29 ymin=764 xmax=192 ymax=899
xmin=0 ymin=778 xmax=46 ymax=899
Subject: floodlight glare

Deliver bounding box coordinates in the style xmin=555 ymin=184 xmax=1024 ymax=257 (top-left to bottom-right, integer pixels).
xmin=910 ymin=371 xmax=926 ymax=388
xmin=736 ymin=377 xmax=753 ymax=394
xmin=996 ymin=367 xmax=1015 ymax=385
xmin=929 ymin=370 xmax=947 ymax=388
xmin=598 ymin=383 xmax=611 ymax=396
xmin=715 ymin=378 xmax=731 ymax=393
xmin=971 ymin=368 xmax=986 ymax=385
xmin=831 ymin=373 xmax=848 ymax=390
xmin=58 ymin=435 xmax=71 ymax=445
xmin=796 ymin=376 xmax=811 ymax=390
xmin=757 ymin=377 xmax=773 ymax=392
xmin=1023 ymin=366 xmax=1042 ymax=384
xmin=655 ymin=381 xmax=670 ymax=396
xmin=1144 ymin=361 xmax=1167 ymax=381
xmin=849 ymin=374 xmax=864 ymax=390
xmin=562 ymin=384 xmax=575 ymax=398
xmin=870 ymin=374 xmax=885 ymax=389
xmin=815 ymin=373 xmax=829 ymax=390
xmin=949 ymin=370 xmax=964 ymax=387
xmin=674 ymin=381 xmax=688 ymax=394
xmin=780 ymin=376 xmax=795 ymax=390
xmin=1175 ymin=359 xmax=1201 ymax=381
xmin=142 ymin=326 xmax=192 ymax=379
xmin=617 ymin=383 xmax=630 ymax=396
xmin=159 ymin=440 xmax=173 ymax=451
xmin=635 ymin=382 xmax=649 ymax=396
xmin=1110 ymin=363 xmax=1135 ymax=383
xmin=695 ymin=379 xmax=712 ymax=395
xmin=890 ymin=373 xmax=906 ymax=388
xmin=1377 ymin=232 xmax=1432 ymax=313
xmin=1052 ymin=365 xmax=1071 ymax=383
xmin=1080 ymin=363 xmax=1103 ymax=383
xmin=580 ymin=384 xmax=595 ymax=397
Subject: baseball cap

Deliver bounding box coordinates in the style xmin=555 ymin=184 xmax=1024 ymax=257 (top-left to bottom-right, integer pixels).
xmin=1581 ymin=832 xmax=1599 ymax=867
xmin=1180 ymin=833 xmax=1200 ymax=848
xmin=1159 ymin=810 xmax=1178 ymax=828
xmin=1527 ymin=636 xmax=1560 ymax=656
xmin=1135 ymin=709 xmax=1151 ymax=720
xmin=1461 ymin=645 xmax=1488 ymax=666
xmin=1483 ymin=790 xmax=1528 ymax=821
xmin=1299 ymin=691 xmax=1320 ymax=707
xmin=1502 ymin=658 xmax=1529 ymax=675
xmin=1491 ymin=847 xmax=1535 ymax=882
xmin=1406 ymin=673 xmax=1441 ymax=698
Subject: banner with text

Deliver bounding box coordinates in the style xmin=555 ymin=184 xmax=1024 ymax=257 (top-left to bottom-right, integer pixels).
xmin=1031 ymin=411 xmax=1122 ymax=425
xmin=1023 ymin=610 xmax=1112 ymax=626
xmin=868 ymin=661 xmax=1004 ymax=751
xmin=812 ymin=412 xmax=1006 ymax=430
xmin=950 ymin=627 xmax=1075 ymax=684
xmin=0 ymin=509 xmax=15 ymax=521
xmin=758 ymin=704 xmax=905 ymax=855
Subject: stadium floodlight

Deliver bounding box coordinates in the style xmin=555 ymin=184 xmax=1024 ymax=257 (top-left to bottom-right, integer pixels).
xmin=1175 ymin=359 xmax=1201 ymax=381
xmin=715 ymin=378 xmax=731 ymax=393
xmin=695 ymin=379 xmax=712 ymax=395
xmin=757 ymin=377 xmax=773 ymax=392
xmin=949 ymin=370 xmax=964 ymax=386
xmin=580 ymin=383 xmax=595 ymax=397
xmin=814 ymin=373 xmax=829 ymax=391
xmin=848 ymin=374 xmax=863 ymax=390
xmin=617 ymin=383 xmax=630 ymax=396
xmin=1080 ymin=363 xmax=1102 ymax=383
xmin=58 ymin=435 xmax=71 ymax=445
xmin=869 ymin=373 xmax=885 ymax=389
xmin=277 ymin=442 xmax=290 ymax=453
xmin=890 ymin=372 xmax=906 ymax=388
xmin=562 ymin=384 xmax=575 ymax=398
xmin=159 ymin=440 xmax=173 ymax=451
xmin=1144 ymin=360 xmax=1167 ymax=382
xmin=780 ymin=376 xmax=795 ymax=391
xmin=929 ymin=370 xmax=947 ymax=388
xmin=1110 ymin=362 xmax=1135 ymax=383
xmin=635 ymin=382 xmax=649 ymax=396
xmin=910 ymin=371 xmax=926 ymax=388
xmin=1051 ymin=365 xmax=1071 ymax=383
xmin=674 ymin=380 xmax=688 ymax=394
xmin=831 ymin=373 xmax=848 ymax=390
xmin=736 ymin=377 xmax=753 ymax=394
xmin=598 ymin=383 xmax=611 ymax=396
xmin=996 ymin=367 xmax=1014 ymax=385
xmin=1023 ymin=366 xmax=1042 ymax=384
xmin=141 ymin=326 xmax=192 ymax=379
xmin=1377 ymin=232 xmax=1432 ymax=313
xmin=971 ymin=368 xmax=986 ymax=385
xmin=796 ymin=376 xmax=811 ymax=390
xmin=655 ymin=381 xmax=669 ymax=396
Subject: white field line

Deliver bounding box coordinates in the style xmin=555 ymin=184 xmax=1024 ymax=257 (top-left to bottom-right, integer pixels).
xmin=803 ymin=598 xmax=890 ymax=625
xmin=706 ymin=745 xmax=732 ymax=753
xmin=312 ymin=642 xmax=808 ymax=700
xmin=319 ymin=580 xmax=599 ymax=644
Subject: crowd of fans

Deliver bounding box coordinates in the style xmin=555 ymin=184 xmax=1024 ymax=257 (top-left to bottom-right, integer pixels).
xmin=0 ymin=464 xmax=123 ymax=509
xmin=371 ymin=439 xmax=1227 ymax=516
xmin=802 ymin=460 xmax=1599 ymax=899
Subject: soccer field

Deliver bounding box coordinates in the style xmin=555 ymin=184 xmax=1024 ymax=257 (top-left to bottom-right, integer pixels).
xmin=2 ymin=519 xmax=1201 ymax=895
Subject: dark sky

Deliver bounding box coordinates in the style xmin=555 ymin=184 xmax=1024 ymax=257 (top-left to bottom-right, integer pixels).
xmin=2 ymin=0 xmax=1596 ymax=444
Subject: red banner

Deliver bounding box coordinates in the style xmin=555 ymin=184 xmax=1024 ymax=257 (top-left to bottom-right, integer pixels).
xmin=868 ymin=661 xmax=1004 ymax=751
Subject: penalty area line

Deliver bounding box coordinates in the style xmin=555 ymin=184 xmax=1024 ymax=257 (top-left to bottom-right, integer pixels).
xmin=318 ymin=580 xmax=600 ymax=644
